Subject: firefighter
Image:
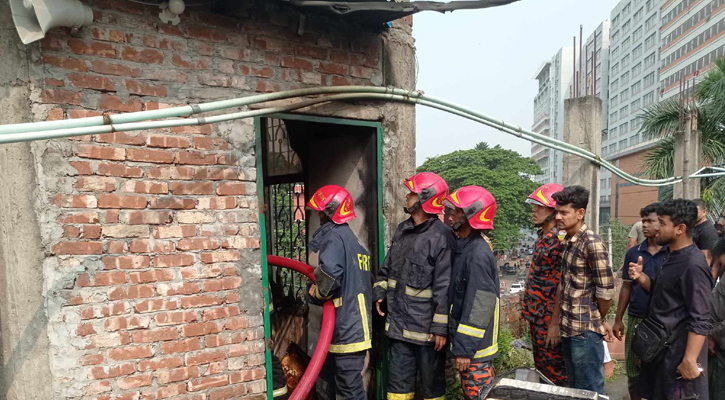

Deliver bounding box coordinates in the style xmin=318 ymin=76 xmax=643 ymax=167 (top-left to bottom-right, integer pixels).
xmin=520 ymin=183 xmax=567 ymax=385
xmin=444 ymin=186 xmax=501 ymax=399
xmin=373 ymin=172 xmax=454 ymax=400
xmin=306 ymin=185 xmax=372 ymax=400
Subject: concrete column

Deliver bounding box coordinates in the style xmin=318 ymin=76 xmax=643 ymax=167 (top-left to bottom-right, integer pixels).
xmin=0 ymin=3 xmax=54 ymax=400
xmin=673 ymin=113 xmax=702 ymax=199
xmin=563 ymin=96 xmax=602 ymax=233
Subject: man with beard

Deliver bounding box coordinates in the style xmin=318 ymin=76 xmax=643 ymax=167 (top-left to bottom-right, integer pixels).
xmin=630 ymin=199 xmax=714 ymax=400
xmin=444 ymin=186 xmax=500 ymax=399
xmin=612 ymin=202 xmax=667 ymax=400
xmin=373 ymin=172 xmax=455 ymax=400
xmin=520 ymin=183 xmax=568 ymax=386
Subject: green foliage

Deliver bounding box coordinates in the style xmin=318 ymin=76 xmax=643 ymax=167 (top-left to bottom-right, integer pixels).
xmin=599 ymin=218 xmax=630 ymax=272
xmin=445 ymin=379 xmax=464 ymax=400
xmin=418 ymin=143 xmax=543 ymax=250
xmin=493 ymin=328 xmax=534 ymax=373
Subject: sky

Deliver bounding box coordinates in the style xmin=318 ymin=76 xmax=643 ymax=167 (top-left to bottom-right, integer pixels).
xmin=413 ymin=0 xmax=621 ymax=166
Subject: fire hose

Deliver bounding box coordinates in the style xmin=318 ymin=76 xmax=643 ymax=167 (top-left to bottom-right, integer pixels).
xmin=267 ymin=255 xmax=335 ymax=400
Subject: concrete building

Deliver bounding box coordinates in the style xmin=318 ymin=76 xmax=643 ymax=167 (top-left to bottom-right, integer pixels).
xmin=531 ymin=47 xmax=575 ymax=184
xmin=659 ymin=0 xmax=725 ymax=100
xmin=601 ymin=0 xmax=662 ymax=223
xmin=0 ymin=1 xmax=420 ymax=399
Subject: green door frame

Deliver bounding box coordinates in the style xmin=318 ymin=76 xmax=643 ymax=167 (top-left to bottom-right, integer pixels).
xmin=254 ymin=114 xmax=386 ymax=400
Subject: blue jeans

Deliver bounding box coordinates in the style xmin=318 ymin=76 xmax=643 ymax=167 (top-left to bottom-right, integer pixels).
xmin=562 ymin=331 xmax=605 ymax=394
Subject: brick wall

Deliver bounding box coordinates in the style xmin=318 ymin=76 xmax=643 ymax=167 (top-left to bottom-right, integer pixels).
xmin=500 ymin=294 xmax=526 ymax=337
xmin=28 ymin=1 xmax=385 ymax=399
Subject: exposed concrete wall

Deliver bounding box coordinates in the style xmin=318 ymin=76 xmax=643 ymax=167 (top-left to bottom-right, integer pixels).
xmin=673 ymin=114 xmax=702 ymax=200
xmin=0 ymin=2 xmax=55 ymax=399
xmin=563 ymin=96 xmax=602 ymax=233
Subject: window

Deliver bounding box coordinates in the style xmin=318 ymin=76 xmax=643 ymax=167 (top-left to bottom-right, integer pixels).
xmin=620 ymin=105 xmax=629 ymax=116
xmin=622 ymin=54 xmax=631 ymax=68
xmin=643 ymin=91 xmax=655 ymax=106
xmin=602 ymin=147 xmax=608 ymax=157
xmin=612 ymin=62 xmax=620 ymax=75
xmin=646 ymin=0 xmax=654 ymax=12
xmin=643 ymin=72 xmax=655 ymax=87
xmin=601 ymin=179 xmax=607 ymax=189
xmin=645 ymin=33 xmax=656 ymax=49
xmin=612 ymin=30 xmax=620 ymax=43
xmin=611 ymin=94 xmax=619 ymax=107
xmin=633 ymin=8 xmax=644 ymax=23
xmin=623 ymin=2 xmax=631 ymax=16
xmin=621 ymin=71 xmax=630 ymax=85
xmin=645 ymin=14 xmax=656 ymax=31
xmin=644 ymin=52 xmax=656 ymax=68
xmin=609 ymin=144 xmax=617 ymax=153
xmin=633 ymin=26 xmax=643 ymax=42
xmin=631 ymin=98 xmax=641 ymax=111
xmin=633 ymin=44 xmax=643 ymax=60
xmin=612 ymin=46 xmax=620 ymax=59
xmin=620 ymin=122 xmax=629 ymax=133
xmin=623 ymin=20 xmax=631 ymax=33
xmin=622 ymin=37 xmax=631 ymax=51
xmin=632 ymin=62 xmax=642 ymax=77
xmin=621 ymin=88 xmax=630 ymax=101
xmin=611 ymin=127 xmax=618 ymax=137
xmin=631 ymin=80 xmax=642 ymax=94
xmin=611 ymin=78 xmax=619 ymax=91
xmin=619 ymin=139 xmax=628 ymax=149
xmin=613 ymin=15 xmax=620 ymax=28
xmin=610 ymin=111 xmax=618 ymax=122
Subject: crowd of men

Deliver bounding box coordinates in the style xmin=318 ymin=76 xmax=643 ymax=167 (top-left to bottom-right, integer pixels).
xmin=268 ymin=170 xmax=725 ymax=400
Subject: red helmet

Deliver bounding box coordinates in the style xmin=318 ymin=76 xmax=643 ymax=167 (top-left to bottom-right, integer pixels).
xmin=404 ymin=172 xmax=448 ymax=214
xmin=444 ymin=185 xmax=497 ymax=230
xmin=526 ymin=183 xmax=564 ymax=208
xmin=307 ymin=185 xmax=356 ymax=224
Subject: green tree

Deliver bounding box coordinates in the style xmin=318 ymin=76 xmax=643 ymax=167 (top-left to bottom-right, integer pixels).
xmin=639 ymin=59 xmax=725 ymax=218
xmin=418 ymin=143 xmax=543 ymax=249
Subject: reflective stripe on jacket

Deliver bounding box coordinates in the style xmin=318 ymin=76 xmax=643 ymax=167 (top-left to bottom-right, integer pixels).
xmin=449 ymin=233 xmax=500 ymax=361
xmin=373 ymin=217 xmax=455 ymax=346
xmin=310 ymin=222 xmax=373 ymax=354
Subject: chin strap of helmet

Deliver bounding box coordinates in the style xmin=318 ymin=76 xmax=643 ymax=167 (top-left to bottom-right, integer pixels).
xmin=543 ymin=208 xmax=557 ymax=224
xmin=451 ymin=216 xmax=469 ymax=231
xmin=404 ymin=200 xmax=421 ymax=214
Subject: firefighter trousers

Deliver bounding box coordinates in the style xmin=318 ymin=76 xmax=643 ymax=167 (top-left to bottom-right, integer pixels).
xmin=319 ymin=351 xmax=367 ymax=400
xmin=387 ymin=339 xmax=446 ymax=400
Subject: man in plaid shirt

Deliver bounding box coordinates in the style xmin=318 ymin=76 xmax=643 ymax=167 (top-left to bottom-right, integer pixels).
xmin=546 ymin=186 xmax=615 ymax=395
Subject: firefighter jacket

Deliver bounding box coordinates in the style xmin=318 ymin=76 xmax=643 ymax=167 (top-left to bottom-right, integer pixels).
xmin=449 ymin=233 xmax=500 ymax=362
xmin=309 ymin=222 xmax=373 ymax=354
xmin=373 ymin=217 xmax=455 ymax=345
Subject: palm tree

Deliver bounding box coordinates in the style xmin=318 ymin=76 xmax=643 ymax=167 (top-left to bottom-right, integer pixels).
xmin=638 ymin=59 xmax=725 ymax=219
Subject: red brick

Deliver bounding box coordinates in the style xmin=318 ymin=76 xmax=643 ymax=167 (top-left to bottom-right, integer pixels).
xmin=40 ymin=35 xmax=61 ymax=50
xmin=148 ymin=135 xmax=191 ymax=149
xmin=216 ymin=182 xmax=246 ymax=196
xmin=127 ymin=148 xmax=174 ymax=164
xmin=96 ymin=132 xmax=145 ymax=145
xmin=63 ymin=226 xmax=81 ymax=238
xmin=107 ymin=240 xmax=126 ymax=254
xmin=194 ymin=168 xmax=239 ymax=181
xmin=108 ymin=345 xmax=153 ymax=361
xmin=139 ymin=356 xmax=184 ymax=372
xmin=200 ymin=251 xmax=240 ymax=264
xmin=101 ymin=223 xmax=148 ymax=238
xmin=181 ymin=266 xmax=221 ymax=280
xmin=108 ymin=285 xmax=155 ymax=301
xmin=171 ymin=125 xmax=213 ymax=135
xmin=74 ymin=176 xmax=117 ymax=192
xmin=68 ymin=72 xmax=116 ymax=91
xmin=46 ymin=107 xmax=64 ymax=121
xmin=145 ymin=101 xmax=177 ymax=111
xmin=281 ymin=56 xmax=314 ymax=71
xmin=319 ymin=61 xmax=349 ymax=75
xmin=98 ymin=194 xmax=147 ymax=209
xmin=330 ymin=49 xmax=351 ymax=64
xmin=186 ymin=349 xmax=226 ymax=366
xmin=175 ymin=151 xmax=216 ymax=165
xmin=187 ymin=25 xmax=229 ymax=42
xmin=83 ymin=225 xmax=102 ymax=239
xmin=208 ymin=384 xmax=249 ymax=400
xmin=221 ymin=238 xmax=257 ymax=249
xmin=129 ymin=269 xmax=174 ymax=284
xmin=90 ymin=363 xmax=135 ymax=379
xmin=103 ymin=255 xmax=150 ymax=270
xmin=90 ymin=60 xmax=142 ymax=77
xmin=161 ymin=338 xmax=201 ymax=354
xmin=84 ymin=380 xmax=111 ymax=396
xmin=148 ymin=166 xmax=193 ymax=180
xmin=45 ymin=78 xmax=65 ymax=87
xmin=118 ymin=374 xmax=153 ymax=389
xmin=105 ymin=316 xmax=149 ymax=331
xmin=69 ymin=161 xmax=93 ymax=175
xmin=106 ymin=210 xmax=120 ymax=223
xmin=80 ymin=353 xmax=105 ymax=366
xmin=132 ymin=327 xmax=178 ymax=343
xmin=255 ymin=81 xmax=282 ymax=93
xmin=171 ymin=54 xmax=211 ymax=70
xmin=198 ymin=197 xmax=237 ymax=210
xmin=224 ymin=317 xmax=249 ymax=331
xmin=191 ymin=137 xmax=213 ymax=150
xmin=52 ymin=241 xmax=103 ymax=255
xmin=202 ymin=306 xmax=240 ymax=321
xmin=175 ymin=238 xmax=218 ymax=251
xmin=155 ymin=311 xmax=198 ymax=326
xmin=156 ymin=367 xmax=199 ymax=384
xmin=97 ymin=163 xmax=143 ymax=178
xmin=331 ymin=76 xmax=352 ymax=86
xmin=92 ymin=27 xmax=131 ymax=43
xmin=94 ymin=271 xmax=127 ymax=286
xmin=252 ymin=66 xmax=275 ymax=78
xmin=78 ymin=145 xmax=125 ymax=161
xmin=135 ymin=299 xmax=178 ymax=313
xmin=351 ymin=66 xmax=374 ymax=79
xmin=169 ymin=182 xmax=214 ymax=195
xmin=59 ymin=211 xmax=99 ymax=224
xmin=151 ymin=382 xmax=187 ymax=399
xmin=123 ymin=181 xmax=169 ymax=195
xmin=121 ymin=47 xmax=164 ymax=64
xmin=152 ymin=255 xmax=193 ymax=269
xmin=125 ymin=80 xmax=168 ymax=97
xmin=229 ymin=367 xmax=265 ymax=384
xmin=98 ymin=95 xmax=143 ymax=112
xmin=295 ymin=45 xmax=328 ymax=60
xmin=122 ymin=211 xmax=171 ymax=225
xmin=67 ymin=39 xmax=116 ymax=58
xmin=253 ymin=37 xmax=293 ymax=54
xmin=153 ymin=225 xmax=196 ymax=238
xmin=42 ymin=89 xmax=82 ymax=105
xmin=188 ymin=375 xmax=229 ymax=392
xmin=181 ymin=295 xmax=225 ymax=309
xmin=77 ymin=322 xmax=96 ymax=336
xmin=43 ymin=54 xmax=87 ymax=72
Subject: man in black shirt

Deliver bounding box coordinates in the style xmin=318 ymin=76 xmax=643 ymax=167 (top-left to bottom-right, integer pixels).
xmin=693 ymin=199 xmax=719 ymax=266
xmin=630 ymin=199 xmax=714 ymax=400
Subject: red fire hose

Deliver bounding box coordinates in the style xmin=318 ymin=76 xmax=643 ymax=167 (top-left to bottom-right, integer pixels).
xmin=267 ymin=255 xmax=336 ymax=400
